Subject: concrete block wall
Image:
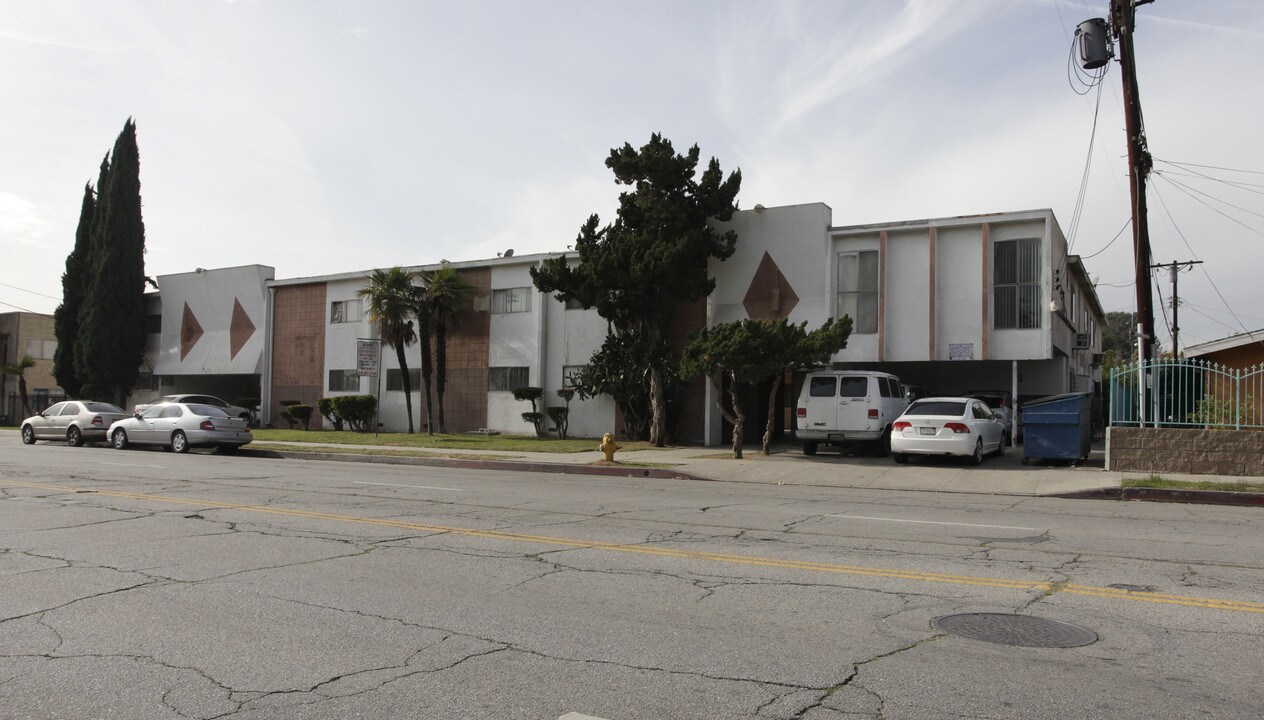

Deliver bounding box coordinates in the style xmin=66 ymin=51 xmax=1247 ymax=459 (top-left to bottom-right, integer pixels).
xmin=1108 ymin=427 xmax=1264 ymax=476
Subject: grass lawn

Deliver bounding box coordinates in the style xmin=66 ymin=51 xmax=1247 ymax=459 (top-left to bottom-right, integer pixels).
xmin=1123 ymin=476 xmax=1264 ymax=493
xmin=250 ymin=429 xmax=659 ymax=454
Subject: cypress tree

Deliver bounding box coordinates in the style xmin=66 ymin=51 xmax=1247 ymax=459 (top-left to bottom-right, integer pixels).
xmin=52 ymin=178 xmax=100 ymax=398
xmin=76 ymin=119 xmax=147 ymax=405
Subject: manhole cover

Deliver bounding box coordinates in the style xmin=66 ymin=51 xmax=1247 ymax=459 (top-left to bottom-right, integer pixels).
xmin=934 ymin=613 xmax=1097 ymax=648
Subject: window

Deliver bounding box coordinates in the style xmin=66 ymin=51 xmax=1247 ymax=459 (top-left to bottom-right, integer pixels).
xmin=839 ymin=376 xmax=869 ymax=398
xmin=492 ymin=287 xmax=531 ymax=314
xmin=43 ymin=402 xmax=68 ymax=416
xmin=25 ymin=338 xmax=57 ymax=360
xmin=489 ymin=366 xmax=529 ymax=392
xmin=994 ymin=238 xmax=1041 ymax=329
xmin=837 ymin=251 xmax=878 ymax=334
xmin=328 ymin=369 xmax=360 ymax=392
xmin=160 ymin=405 xmax=184 ymax=419
xmin=385 ymin=368 xmax=421 ymax=391
xmin=59 ymin=403 xmax=81 ymax=416
xmin=330 ymin=299 xmax=362 ymax=324
xmin=562 ymin=365 xmax=585 ymax=388
xmin=878 ymin=377 xmax=893 ymax=398
xmin=809 ymin=377 xmax=836 ymax=397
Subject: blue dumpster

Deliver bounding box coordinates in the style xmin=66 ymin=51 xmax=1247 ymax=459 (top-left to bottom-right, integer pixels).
xmin=1020 ymin=392 xmax=1092 ymax=465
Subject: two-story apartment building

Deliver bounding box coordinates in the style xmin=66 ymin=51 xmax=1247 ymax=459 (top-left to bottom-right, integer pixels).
xmin=1 ymin=311 xmax=62 ymax=421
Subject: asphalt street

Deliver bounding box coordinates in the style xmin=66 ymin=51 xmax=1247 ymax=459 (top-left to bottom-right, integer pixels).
xmin=2 ymin=435 xmax=1262 ymax=719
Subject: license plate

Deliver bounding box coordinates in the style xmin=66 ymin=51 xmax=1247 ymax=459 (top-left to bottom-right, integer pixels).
xmin=918 ymin=426 xmax=936 ymax=436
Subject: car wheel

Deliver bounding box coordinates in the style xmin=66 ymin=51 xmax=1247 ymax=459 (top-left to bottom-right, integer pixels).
xmin=995 ymin=437 xmax=1005 ymax=457
xmin=969 ymin=438 xmax=984 ymax=466
xmin=874 ymin=429 xmax=891 ymax=458
xmin=67 ymin=426 xmax=85 ymax=447
xmin=111 ymin=428 xmax=129 ymax=450
xmin=1004 ymin=429 xmax=1013 ymax=447
xmin=802 ymin=441 xmax=818 ymax=456
xmin=171 ymin=430 xmax=190 ymax=454
xmin=21 ymin=425 xmax=36 ymax=445
xmin=892 ymin=452 xmax=909 ymax=464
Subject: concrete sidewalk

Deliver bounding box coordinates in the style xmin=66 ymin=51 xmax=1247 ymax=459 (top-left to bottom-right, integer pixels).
xmin=247 ymin=438 xmax=1263 ymax=504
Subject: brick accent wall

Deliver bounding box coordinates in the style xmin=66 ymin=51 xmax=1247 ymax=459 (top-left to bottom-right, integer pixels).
xmin=1108 ymin=427 xmax=1264 ymax=476
xmin=271 ymin=283 xmax=326 ymax=428
xmin=437 ymin=268 xmax=489 ymax=433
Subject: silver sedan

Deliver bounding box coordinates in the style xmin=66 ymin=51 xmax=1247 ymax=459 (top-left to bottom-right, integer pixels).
xmin=108 ymin=402 xmax=253 ymax=454
xmin=20 ymin=400 xmax=131 ymax=446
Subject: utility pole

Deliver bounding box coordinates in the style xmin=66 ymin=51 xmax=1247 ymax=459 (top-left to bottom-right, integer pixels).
xmin=1111 ymin=0 xmax=1157 ymax=363
xmin=1150 ymin=260 xmax=1202 ymax=356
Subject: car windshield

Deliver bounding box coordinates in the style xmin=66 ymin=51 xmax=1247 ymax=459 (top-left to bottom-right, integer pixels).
xmin=906 ymin=401 xmax=966 ymax=417
xmin=84 ymin=402 xmax=125 ymax=413
xmin=187 ymin=404 xmax=230 ymax=418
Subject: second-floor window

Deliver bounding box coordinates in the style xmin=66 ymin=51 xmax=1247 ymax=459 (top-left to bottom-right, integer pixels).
xmin=330 ymin=300 xmax=362 ymax=324
xmin=994 ymin=238 xmax=1041 ymax=329
xmin=837 ymin=251 xmax=878 ymax=334
xmin=492 ymin=288 xmax=531 ymax=314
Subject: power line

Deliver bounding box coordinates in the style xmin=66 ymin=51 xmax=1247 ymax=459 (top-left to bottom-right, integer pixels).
xmin=1153 ymin=174 xmax=1264 ymax=240
xmin=0 ymin=299 xmax=42 ymax=313
xmin=1155 ymin=158 xmax=1264 ymax=176
xmin=1158 ymin=174 xmax=1264 ymax=222
xmin=0 ymin=281 xmax=60 ymax=301
xmin=1081 ymin=218 xmax=1131 ymax=259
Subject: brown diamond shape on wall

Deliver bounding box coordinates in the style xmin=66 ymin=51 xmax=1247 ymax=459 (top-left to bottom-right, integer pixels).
xmin=180 ymin=302 xmax=203 ymax=360
xmin=743 ymin=252 xmax=799 ymax=321
xmin=230 ymin=298 xmax=256 ymax=360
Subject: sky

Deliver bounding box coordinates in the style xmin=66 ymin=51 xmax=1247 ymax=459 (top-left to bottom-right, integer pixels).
xmin=3 ymin=0 xmax=1263 ymax=352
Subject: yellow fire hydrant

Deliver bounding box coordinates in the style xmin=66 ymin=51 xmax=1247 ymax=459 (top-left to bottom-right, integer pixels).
xmin=599 ymin=432 xmax=621 ymax=462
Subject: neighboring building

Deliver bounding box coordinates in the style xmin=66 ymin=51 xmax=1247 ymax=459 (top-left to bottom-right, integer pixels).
xmin=128 ymin=265 xmax=275 ymax=412
xmin=1184 ymin=329 xmax=1264 ymax=369
xmin=0 ymin=311 xmax=61 ymax=421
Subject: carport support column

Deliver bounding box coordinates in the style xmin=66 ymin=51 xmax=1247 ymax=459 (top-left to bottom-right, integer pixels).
xmin=1012 ymin=360 xmax=1019 ymax=423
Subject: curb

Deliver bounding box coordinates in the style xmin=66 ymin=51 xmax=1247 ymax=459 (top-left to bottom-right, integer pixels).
xmin=1050 ymin=486 xmax=1264 ymax=507
xmin=243 ymin=448 xmax=1264 ymax=507
xmin=243 ymin=448 xmax=710 ymax=482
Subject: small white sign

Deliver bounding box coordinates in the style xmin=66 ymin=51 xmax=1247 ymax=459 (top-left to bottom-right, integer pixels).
xmin=949 ymin=343 xmax=974 ymax=361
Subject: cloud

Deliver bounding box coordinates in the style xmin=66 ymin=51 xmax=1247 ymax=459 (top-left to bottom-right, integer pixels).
xmin=345 ymin=28 xmax=370 ymax=38
xmin=0 ymin=192 xmax=53 ymax=247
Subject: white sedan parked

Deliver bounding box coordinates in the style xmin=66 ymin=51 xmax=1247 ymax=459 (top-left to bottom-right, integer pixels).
xmin=890 ymin=397 xmax=1006 ymax=465
xmin=108 ymin=402 xmax=253 ymax=454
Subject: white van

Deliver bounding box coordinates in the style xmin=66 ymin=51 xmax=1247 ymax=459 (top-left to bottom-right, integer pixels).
xmin=795 ymin=370 xmax=909 ymax=456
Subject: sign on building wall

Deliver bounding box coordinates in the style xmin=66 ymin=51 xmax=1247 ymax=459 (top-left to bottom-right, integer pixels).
xmin=949 ymin=343 xmax=975 ymax=361
xmin=357 ymin=339 xmax=380 ymax=376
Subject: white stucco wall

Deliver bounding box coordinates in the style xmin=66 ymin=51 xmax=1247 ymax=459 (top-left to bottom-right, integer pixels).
xmin=151 ymin=265 xmax=274 ymax=375
xmin=540 ymin=274 xmax=616 ymax=439
xmin=987 ymin=217 xmax=1052 ymax=361
xmin=486 ymin=264 xmax=544 ymax=434
xmin=885 ymin=230 xmax=931 ymax=361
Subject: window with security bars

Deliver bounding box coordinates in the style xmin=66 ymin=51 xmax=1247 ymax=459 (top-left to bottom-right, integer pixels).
xmin=837 ymin=251 xmax=878 ymax=334
xmin=994 ymin=238 xmax=1041 ymax=329
xmin=492 ymin=287 xmax=531 ymax=314
xmin=328 ymin=369 xmax=360 ymax=392
xmin=489 ymin=366 xmax=530 ymax=392
xmin=385 ymin=368 xmax=421 ymax=391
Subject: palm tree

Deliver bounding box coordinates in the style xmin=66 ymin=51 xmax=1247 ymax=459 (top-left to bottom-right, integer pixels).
xmin=1 ymin=355 xmax=37 ymax=419
xmin=423 ymin=265 xmax=475 ymax=433
xmin=357 ymin=268 xmax=420 ymax=433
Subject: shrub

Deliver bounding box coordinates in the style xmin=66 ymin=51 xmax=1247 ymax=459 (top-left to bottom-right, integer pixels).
xmin=317 ymin=398 xmax=344 ymax=431
xmin=513 ymin=387 xmax=546 ymax=436
xmin=287 ymin=404 xmax=314 ymax=430
xmin=547 ymin=407 xmax=569 ymax=439
xmin=278 ymin=399 xmax=301 ymax=429
xmin=330 ymin=394 xmax=377 ymax=432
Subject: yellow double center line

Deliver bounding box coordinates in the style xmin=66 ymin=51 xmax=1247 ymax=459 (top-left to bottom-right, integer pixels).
xmin=8 ymin=479 xmax=1264 ymax=615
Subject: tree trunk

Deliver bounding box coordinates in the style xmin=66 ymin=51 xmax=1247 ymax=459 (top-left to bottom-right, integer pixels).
xmin=435 ymin=321 xmax=448 ymax=434
xmin=761 ymin=375 xmax=782 ymax=455
xmin=649 ymin=365 xmax=666 ymax=447
xmin=727 ymin=371 xmax=744 ymax=459
xmin=19 ymin=377 xmax=32 ymax=418
xmin=394 ymin=342 xmax=415 ymax=433
xmin=707 ymin=373 xmax=740 ymax=459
